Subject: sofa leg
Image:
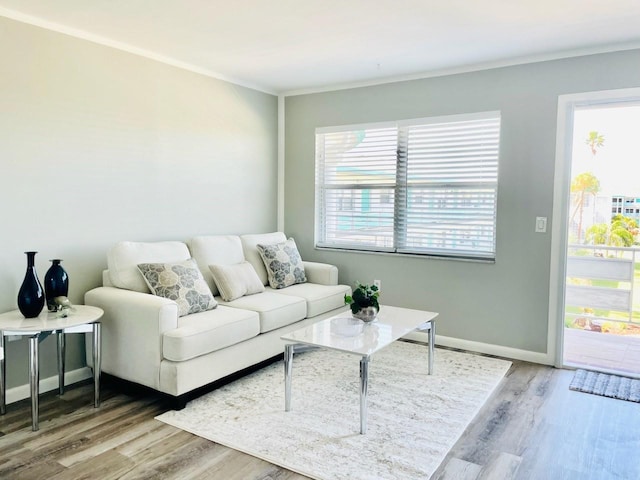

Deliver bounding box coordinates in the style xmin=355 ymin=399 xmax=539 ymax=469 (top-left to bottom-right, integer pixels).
xmin=172 ymin=395 xmax=188 ymax=411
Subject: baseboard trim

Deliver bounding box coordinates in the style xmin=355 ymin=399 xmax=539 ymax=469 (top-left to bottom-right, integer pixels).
xmin=4 ymin=335 xmax=550 ymax=406
xmin=403 ymin=332 xmax=552 ymax=365
xmin=5 ymin=367 xmax=93 ymax=405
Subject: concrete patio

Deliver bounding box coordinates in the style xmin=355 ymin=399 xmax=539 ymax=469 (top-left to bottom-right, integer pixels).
xmin=563 ymin=327 xmax=640 ymax=376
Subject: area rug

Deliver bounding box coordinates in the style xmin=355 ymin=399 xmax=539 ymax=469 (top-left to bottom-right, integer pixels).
xmin=156 ymin=342 xmax=512 ymax=480
xmin=569 ymin=369 xmax=640 ymax=402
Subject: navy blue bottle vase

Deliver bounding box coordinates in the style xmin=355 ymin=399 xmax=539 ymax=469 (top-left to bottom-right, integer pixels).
xmin=44 ymin=259 xmax=69 ymax=312
xmin=17 ymin=251 xmax=45 ymax=318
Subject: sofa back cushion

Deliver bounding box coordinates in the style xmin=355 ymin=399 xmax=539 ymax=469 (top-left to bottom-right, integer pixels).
xmin=188 ymin=235 xmax=245 ymax=295
xmin=107 ymin=241 xmax=191 ymax=293
xmin=240 ymin=232 xmax=287 ymax=286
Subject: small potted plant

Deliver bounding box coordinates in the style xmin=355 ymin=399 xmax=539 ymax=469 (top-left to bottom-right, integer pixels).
xmin=344 ymin=282 xmax=380 ymax=322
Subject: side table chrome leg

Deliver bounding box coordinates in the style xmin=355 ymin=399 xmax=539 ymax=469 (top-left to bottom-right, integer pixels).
xmin=428 ymin=321 xmax=435 ymax=375
xmin=29 ymin=334 xmax=39 ymax=431
xmin=93 ymin=323 xmax=101 ymax=408
xmin=0 ymin=333 xmax=5 ymax=415
xmin=284 ymin=344 xmax=294 ymax=411
xmin=360 ymin=356 xmax=369 ymax=434
xmin=57 ymin=332 xmax=65 ymax=395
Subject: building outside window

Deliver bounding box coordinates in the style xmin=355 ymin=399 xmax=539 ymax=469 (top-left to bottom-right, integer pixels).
xmin=611 ymin=195 xmax=640 ymax=223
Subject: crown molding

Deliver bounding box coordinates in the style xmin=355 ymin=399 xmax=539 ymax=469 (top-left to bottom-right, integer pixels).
xmin=282 ymin=42 xmax=640 ymax=97
xmin=0 ymin=7 xmax=276 ymax=95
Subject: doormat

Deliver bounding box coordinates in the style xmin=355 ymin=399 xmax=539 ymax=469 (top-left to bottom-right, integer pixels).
xmin=569 ymin=369 xmax=640 ymax=402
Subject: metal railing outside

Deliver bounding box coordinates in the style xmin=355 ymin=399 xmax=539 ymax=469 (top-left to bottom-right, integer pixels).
xmin=566 ymin=244 xmax=639 ymax=325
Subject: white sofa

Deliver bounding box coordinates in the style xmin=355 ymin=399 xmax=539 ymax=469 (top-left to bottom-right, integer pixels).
xmin=85 ymin=232 xmax=350 ymax=408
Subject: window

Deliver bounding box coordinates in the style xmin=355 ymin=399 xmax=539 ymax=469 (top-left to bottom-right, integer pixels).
xmin=315 ymin=112 xmax=501 ymax=260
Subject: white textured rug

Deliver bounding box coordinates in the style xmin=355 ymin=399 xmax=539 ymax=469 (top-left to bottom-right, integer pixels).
xmin=156 ymin=341 xmax=511 ymax=480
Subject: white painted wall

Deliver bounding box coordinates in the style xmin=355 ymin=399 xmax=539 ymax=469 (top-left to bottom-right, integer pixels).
xmin=0 ymin=17 xmax=277 ymax=390
xmin=284 ymin=49 xmax=640 ymax=361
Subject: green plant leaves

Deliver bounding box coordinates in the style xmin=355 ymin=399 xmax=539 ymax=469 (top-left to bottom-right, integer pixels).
xmin=344 ymin=282 xmax=380 ymax=312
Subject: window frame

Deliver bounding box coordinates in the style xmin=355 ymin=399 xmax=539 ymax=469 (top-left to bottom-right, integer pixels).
xmin=314 ymin=111 xmax=501 ymax=262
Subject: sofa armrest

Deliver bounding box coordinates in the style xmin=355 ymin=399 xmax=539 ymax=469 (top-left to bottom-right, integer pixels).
xmin=303 ymin=261 xmax=339 ymax=286
xmin=84 ymin=286 xmax=179 ymax=391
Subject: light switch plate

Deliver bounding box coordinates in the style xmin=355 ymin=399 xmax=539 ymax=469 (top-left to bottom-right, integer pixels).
xmin=535 ymin=216 xmax=547 ymax=233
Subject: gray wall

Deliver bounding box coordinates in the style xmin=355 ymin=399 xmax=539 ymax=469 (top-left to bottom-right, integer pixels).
xmin=0 ymin=17 xmax=277 ymax=390
xmin=285 ymin=49 xmax=640 ymax=355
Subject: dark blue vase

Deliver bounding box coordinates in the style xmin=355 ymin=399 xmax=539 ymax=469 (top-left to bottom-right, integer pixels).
xmin=17 ymin=251 xmax=45 ymax=318
xmin=45 ymin=259 xmax=69 ymax=312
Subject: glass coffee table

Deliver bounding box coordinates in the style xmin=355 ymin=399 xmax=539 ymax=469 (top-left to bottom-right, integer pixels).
xmin=281 ymin=305 xmax=438 ymax=434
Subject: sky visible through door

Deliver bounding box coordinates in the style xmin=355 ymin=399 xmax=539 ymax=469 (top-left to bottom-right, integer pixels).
xmin=572 ymin=104 xmax=640 ymax=197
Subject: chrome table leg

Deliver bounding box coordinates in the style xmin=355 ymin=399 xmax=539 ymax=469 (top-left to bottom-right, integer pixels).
xmin=428 ymin=320 xmax=435 ymax=375
xmin=0 ymin=332 xmax=5 ymax=415
xmin=57 ymin=331 xmax=65 ymax=395
xmin=417 ymin=319 xmax=436 ymax=375
xmin=93 ymin=322 xmax=101 ymax=408
xmin=360 ymin=356 xmax=369 ymax=434
xmin=29 ymin=334 xmax=39 ymax=431
xmin=284 ymin=343 xmax=294 ymax=411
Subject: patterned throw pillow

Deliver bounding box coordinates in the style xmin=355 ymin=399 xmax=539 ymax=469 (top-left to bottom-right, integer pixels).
xmin=137 ymin=259 xmax=217 ymax=317
xmin=256 ymin=238 xmax=307 ymax=289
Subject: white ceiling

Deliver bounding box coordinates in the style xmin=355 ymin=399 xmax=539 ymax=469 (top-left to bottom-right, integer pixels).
xmin=2 ymin=0 xmax=640 ymax=94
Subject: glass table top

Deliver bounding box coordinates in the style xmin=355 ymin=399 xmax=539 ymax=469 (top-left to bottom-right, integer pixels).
xmin=281 ymin=305 xmax=438 ymax=356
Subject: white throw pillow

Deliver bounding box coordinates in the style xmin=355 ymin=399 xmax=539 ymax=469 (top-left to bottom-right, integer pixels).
xmin=256 ymin=238 xmax=307 ymax=289
xmin=188 ymin=235 xmax=245 ymax=295
xmin=209 ymin=261 xmax=266 ymax=302
xmin=137 ymin=259 xmax=217 ymax=317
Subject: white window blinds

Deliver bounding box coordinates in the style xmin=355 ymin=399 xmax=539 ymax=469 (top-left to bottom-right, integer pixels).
xmin=315 ymin=112 xmax=500 ymax=260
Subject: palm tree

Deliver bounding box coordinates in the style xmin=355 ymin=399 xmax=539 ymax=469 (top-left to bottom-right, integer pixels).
xmin=585 ymin=131 xmax=605 ymax=156
xmin=585 ymin=223 xmax=609 ymax=245
xmin=586 ymin=215 xmax=638 ymax=248
xmin=570 ymin=131 xmax=605 ymax=243
xmin=570 ymin=172 xmax=600 ymax=243
xmin=586 ymin=222 xmax=633 ymax=247
xmin=612 ymin=214 xmax=639 ymax=244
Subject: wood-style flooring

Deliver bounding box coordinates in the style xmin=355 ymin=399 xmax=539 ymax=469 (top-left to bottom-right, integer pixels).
xmin=1 ymin=352 xmax=639 ymax=480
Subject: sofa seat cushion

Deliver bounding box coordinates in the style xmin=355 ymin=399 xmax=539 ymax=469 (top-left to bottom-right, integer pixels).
xmin=268 ymin=283 xmax=351 ymax=318
xmin=218 ymin=291 xmax=306 ymax=333
xmin=163 ymin=305 xmax=260 ymax=362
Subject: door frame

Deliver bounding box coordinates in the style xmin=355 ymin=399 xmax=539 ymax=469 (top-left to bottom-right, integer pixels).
xmin=549 ymin=87 xmax=640 ymax=368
